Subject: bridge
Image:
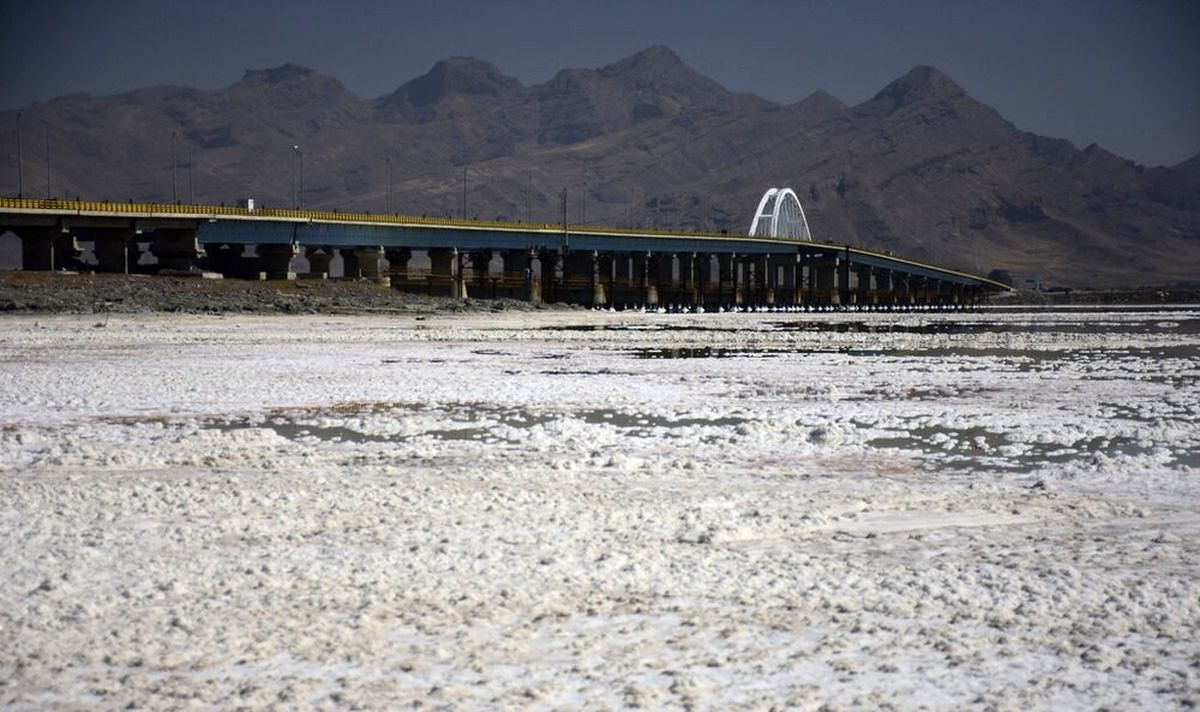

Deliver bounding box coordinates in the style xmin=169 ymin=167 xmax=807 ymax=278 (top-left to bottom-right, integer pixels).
xmin=0 ymin=190 xmax=1009 ymax=308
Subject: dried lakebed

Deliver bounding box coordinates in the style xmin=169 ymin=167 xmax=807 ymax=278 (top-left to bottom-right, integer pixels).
xmin=1 ymin=309 xmax=1198 ymax=709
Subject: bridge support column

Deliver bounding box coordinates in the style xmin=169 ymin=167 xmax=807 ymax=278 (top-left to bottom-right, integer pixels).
xmin=255 ymin=244 xmax=297 ymax=281
xmin=875 ymin=269 xmax=894 ymax=305
xmin=812 ymin=256 xmax=840 ymax=305
xmin=151 ymin=229 xmax=205 ymax=273
xmin=677 ymin=252 xmax=699 ymax=308
xmin=92 ymin=229 xmax=137 ymax=274
xmin=654 ymin=253 xmax=676 ymax=307
xmin=695 ymin=253 xmax=715 ymax=308
xmin=765 ymin=255 xmax=779 ymax=306
xmin=838 ymin=252 xmax=852 ymax=306
xmin=894 ymin=275 xmax=914 ymax=306
xmin=775 ymin=253 xmax=799 ymax=305
xmin=339 ymin=249 xmax=361 ymax=279
xmin=911 ymin=276 xmax=929 ymax=305
xmin=355 ymin=246 xmax=385 ymax=285
xmin=500 ymin=249 xmax=538 ymax=302
xmin=18 ymin=229 xmax=55 ymax=271
xmin=304 ymin=246 xmax=334 ymax=279
xmin=204 ymin=243 xmax=247 ymax=278
xmin=610 ymin=253 xmax=637 ymax=307
xmin=385 ymin=247 xmax=411 ymax=286
xmin=19 ymin=228 xmax=81 ymax=271
xmin=634 ymin=252 xmax=658 ymax=307
xmin=538 ymin=250 xmax=560 ymax=303
xmin=429 ymin=247 xmax=465 ymax=299
xmin=564 ymin=250 xmax=604 ymax=307
xmin=855 ymin=266 xmax=875 ymax=306
xmin=718 ymin=253 xmax=740 ymax=306
xmin=468 ymin=250 xmax=493 ymax=297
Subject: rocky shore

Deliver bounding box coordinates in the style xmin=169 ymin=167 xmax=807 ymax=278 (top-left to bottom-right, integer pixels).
xmin=0 ymin=272 xmax=557 ymax=315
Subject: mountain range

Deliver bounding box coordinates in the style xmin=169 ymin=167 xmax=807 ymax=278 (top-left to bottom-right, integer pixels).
xmin=3 ymin=45 xmax=1198 ymax=287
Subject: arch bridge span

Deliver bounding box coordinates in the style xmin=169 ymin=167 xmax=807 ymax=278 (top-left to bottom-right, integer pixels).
xmin=0 ymin=197 xmax=1009 ymax=308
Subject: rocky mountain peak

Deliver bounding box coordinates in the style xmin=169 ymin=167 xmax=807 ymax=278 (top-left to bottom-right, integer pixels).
xmin=600 ymin=45 xmax=686 ymax=77
xmin=384 ymin=57 xmax=525 ymax=109
xmin=1174 ymin=152 xmax=1200 ymax=179
xmin=870 ymin=65 xmax=967 ymax=111
xmin=239 ymin=63 xmax=318 ymax=86
xmin=597 ymin=45 xmax=729 ymax=100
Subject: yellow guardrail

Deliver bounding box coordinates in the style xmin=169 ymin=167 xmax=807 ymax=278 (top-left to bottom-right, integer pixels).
xmin=0 ymin=196 xmax=749 ymax=239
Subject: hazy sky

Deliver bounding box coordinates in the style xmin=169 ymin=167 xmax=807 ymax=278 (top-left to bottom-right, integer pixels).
xmin=1 ymin=0 xmax=1197 ymax=166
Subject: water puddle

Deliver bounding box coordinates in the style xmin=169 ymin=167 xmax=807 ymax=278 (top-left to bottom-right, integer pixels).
xmin=198 ymin=403 xmax=752 ymax=446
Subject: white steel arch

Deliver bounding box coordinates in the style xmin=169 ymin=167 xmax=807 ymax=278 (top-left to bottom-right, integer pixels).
xmin=748 ymin=187 xmax=813 ymax=241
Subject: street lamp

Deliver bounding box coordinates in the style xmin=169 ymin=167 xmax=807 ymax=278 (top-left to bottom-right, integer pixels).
xmin=15 ymin=112 xmax=23 ymax=199
xmin=44 ymin=120 xmax=50 ymax=200
xmin=292 ymin=145 xmax=304 ymax=210
xmin=386 ymin=157 xmax=392 ymax=214
xmin=171 ymin=131 xmax=177 ymax=203
xmin=291 ymin=145 xmax=303 ymax=209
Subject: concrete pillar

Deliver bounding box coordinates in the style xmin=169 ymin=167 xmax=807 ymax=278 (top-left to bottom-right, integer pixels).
xmin=752 ymin=254 xmax=773 ymax=305
xmin=855 ymin=266 xmax=874 ymax=305
xmin=19 ymin=228 xmax=82 ymax=272
xmin=718 ymin=252 xmax=740 ymax=306
xmin=93 ymin=229 xmax=137 ymax=274
xmin=258 ymin=243 xmax=298 ymax=281
xmin=838 ymin=252 xmax=852 ymax=305
xmin=468 ymin=250 xmax=493 ymax=296
xmin=306 ymin=246 xmax=335 ymax=278
xmin=875 ymin=269 xmax=894 ymax=305
xmin=609 ymin=253 xmax=637 ymax=307
xmin=564 ymin=250 xmax=605 ymax=307
xmin=385 ymin=247 xmax=411 ymax=279
xmin=339 ymin=248 xmax=361 ymax=279
xmin=537 ymin=250 xmax=560 ymax=303
xmin=677 ymin=252 xmax=699 ymax=307
xmin=427 ymin=247 xmax=464 ymax=298
xmin=18 ymin=229 xmax=54 ymax=271
xmin=894 ymin=274 xmax=913 ymax=305
xmin=694 ymin=253 xmax=714 ymax=306
xmin=909 ymin=276 xmax=926 ymax=305
xmin=633 ymin=252 xmax=658 ymax=307
xmin=151 ymin=228 xmax=205 ymax=273
xmin=655 ymin=252 xmax=677 ymax=307
xmin=775 ymin=254 xmax=799 ymax=305
xmin=206 ymin=243 xmax=250 ymax=278
xmin=813 ymin=256 xmax=839 ymax=305
xmin=498 ymin=249 xmax=537 ymax=302
xmin=355 ymin=246 xmax=385 ymax=285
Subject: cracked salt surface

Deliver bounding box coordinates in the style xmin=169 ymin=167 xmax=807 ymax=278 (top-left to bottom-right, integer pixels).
xmin=1 ymin=308 xmax=1198 ymax=709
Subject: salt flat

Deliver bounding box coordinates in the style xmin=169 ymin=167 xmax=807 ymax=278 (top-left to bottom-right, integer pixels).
xmin=1 ymin=309 xmax=1197 ymax=710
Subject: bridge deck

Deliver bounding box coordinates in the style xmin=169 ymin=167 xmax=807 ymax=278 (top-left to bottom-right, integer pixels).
xmin=0 ymin=198 xmax=1010 ymax=291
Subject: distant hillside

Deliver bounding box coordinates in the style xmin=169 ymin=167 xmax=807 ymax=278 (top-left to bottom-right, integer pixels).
xmin=2 ymin=45 xmax=1198 ymax=287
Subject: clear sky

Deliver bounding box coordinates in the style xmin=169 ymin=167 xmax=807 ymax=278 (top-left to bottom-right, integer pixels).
xmin=1 ymin=0 xmax=1197 ymax=166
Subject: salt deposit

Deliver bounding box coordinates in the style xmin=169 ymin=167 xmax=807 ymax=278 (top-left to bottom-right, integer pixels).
xmin=1 ymin=308 xmax=1197 ymax=709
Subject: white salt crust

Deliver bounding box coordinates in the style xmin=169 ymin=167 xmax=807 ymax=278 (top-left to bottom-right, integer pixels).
xmin=0 ymin=309 xmax=1197 ymax=709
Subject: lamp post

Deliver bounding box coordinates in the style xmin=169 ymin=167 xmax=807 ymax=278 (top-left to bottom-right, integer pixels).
xmin=188 ymin=144 xmax=193 ymax=204
xmin=171 ymin=131 xmax=177 ymax=203
xmin=15 ymin=112 xmax=22 ymax=199
xmin=292 ymin=144 xmax=303 ymax=209
xmin=386 ymin=157 xmax=392 ymax=214
xmin=44 ymin=120 xmax=50 ymax=199
xmin=461 ymin=166 xmax=467 ymax=220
